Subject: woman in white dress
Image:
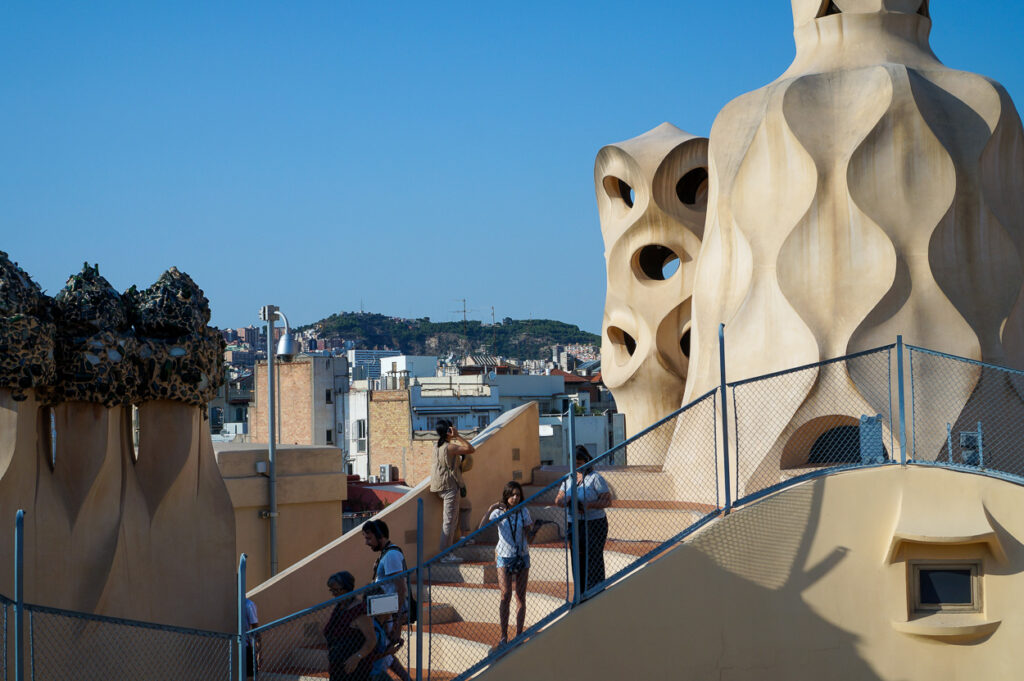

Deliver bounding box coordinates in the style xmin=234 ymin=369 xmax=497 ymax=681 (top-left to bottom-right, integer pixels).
xmin=478 ymin=480 xmax=544 ymax=649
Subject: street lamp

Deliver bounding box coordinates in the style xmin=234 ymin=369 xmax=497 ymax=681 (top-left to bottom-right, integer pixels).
xmin=258 ymin=304 xmax=297 ymax=577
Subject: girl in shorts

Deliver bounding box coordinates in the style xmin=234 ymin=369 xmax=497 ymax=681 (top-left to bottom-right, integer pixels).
xmin=478 ymin=480 xmax=545 ymax=649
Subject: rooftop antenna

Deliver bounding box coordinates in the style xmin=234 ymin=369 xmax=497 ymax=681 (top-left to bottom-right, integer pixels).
xmin=491 ymin=306 xmax=497 ymax=354
xmin=450 ymin=298 xmax=477 ymax=353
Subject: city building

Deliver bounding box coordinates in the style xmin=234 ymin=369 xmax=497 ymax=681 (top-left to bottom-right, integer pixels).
xmin=379 ymin=355 xmax=437 ymax=379
xmin=236 ymin=325 xmax=259 ymax=346
xmin=538 ymin=410 xmax=626 ymax=465
xmin=357 ymin=370 xmax=598 ymax=484
xmin=250 ymin=354 xmax=350 ymax=448
xmin=224 ymin=344 xmax=255 ymax=368
xmin=347 ymin=348 xmax=401 ymax=380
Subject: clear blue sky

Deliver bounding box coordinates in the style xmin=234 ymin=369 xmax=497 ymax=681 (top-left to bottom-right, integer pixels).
xmin=3 ymin=1 xmax=1022 ymax=335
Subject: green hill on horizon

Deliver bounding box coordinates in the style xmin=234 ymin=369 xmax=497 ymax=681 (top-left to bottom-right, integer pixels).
xmin=299 ymin=311 xmax=600 ymax=361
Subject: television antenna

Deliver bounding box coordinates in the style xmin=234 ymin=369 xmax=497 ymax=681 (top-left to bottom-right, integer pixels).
xmin=450 ymin=298 xmax=479 ymax=350
xmin=489 ymin=306 xmax=498 ymax=354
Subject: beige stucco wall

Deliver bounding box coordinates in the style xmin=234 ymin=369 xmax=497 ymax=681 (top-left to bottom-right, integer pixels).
xmin=0 ymin=391 xmax=236 ymax=632
xmin=248 ymin=401 xmax=540 ymax=629
xmin=483 ymin=465 xmax=1024 ymax=681
xmin=215 ymin=444 xmax=348 ymax=590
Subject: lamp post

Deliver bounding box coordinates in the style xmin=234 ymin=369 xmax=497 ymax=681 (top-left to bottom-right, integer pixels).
xmin=258 ymin=304 xmax=296 ymax=577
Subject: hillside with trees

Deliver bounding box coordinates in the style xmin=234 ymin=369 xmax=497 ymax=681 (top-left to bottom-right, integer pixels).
xmin=300 ymin=312 xmax=600 ymax=360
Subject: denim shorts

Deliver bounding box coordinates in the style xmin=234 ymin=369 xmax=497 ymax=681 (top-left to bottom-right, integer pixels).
xmin=496 ymin=555 xmax=531 ymax=570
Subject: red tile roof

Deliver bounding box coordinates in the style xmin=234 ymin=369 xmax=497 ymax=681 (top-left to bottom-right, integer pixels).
xmin=548 ymin=368 xmax=589 ymax=383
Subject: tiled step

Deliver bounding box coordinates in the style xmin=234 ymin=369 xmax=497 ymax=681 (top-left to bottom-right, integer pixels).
xmin=428 ymin=559 xmax=498 ymax=585
xmin=530 ymin=464 xmax=662 ymax=487
xmin=525 ymin=465 xmax=712 ymax=506
xmin=529 ymin=463 xmax=662 ymax=489
xmin=469 ymin=517 xmax=562 ymax=545
xmin=525 ymin=503 xmax=708 ymax=543
xmin=406 ymin=629 xmax=490 ymax=673
xmin=424 ymin=601 xmax=460 ymax=624
xmin=422 ymin=581 xmax=566 ymax=628
xmin=429 ymin=545 xmax=637 ymax=585
xmin=269 ymin=629 xmax=489 ymax=676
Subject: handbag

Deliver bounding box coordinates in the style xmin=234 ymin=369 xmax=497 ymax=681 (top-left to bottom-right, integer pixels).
xmin=505 ymin=511 xmax=527 ymax=575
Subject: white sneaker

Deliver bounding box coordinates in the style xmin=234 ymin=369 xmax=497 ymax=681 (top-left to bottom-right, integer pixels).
xmin=439 ymin=553 xmax=464 ymax=563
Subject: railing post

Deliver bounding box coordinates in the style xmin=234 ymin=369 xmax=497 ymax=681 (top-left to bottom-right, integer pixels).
xmin=568 ymin=408 xmax=581 ymax=605
xmin=14 ymin=510 xmax=24 ymax=681
xmin=567 ymin=407 xmax=576 ymax=464
xmin=237 ymin=553 xmax=246 ymax=681
xmin=977 ymin=422 xmax=984 ymax=468
xmin=718 ymin=324 xmax=732 ymax=513
xmin=415 ymin=499 xmax=423 ymax=681
xmin=897 ymin=335 xmax=908 ymax=465
xmin=946 ymin=423 xmax=953 ymax=464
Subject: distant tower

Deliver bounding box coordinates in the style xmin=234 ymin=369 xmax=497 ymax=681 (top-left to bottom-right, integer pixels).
xmin=681 ymin=0 xmax=1024 ymax=482
xmin=595 ymin=123 xmax=709 ymax=450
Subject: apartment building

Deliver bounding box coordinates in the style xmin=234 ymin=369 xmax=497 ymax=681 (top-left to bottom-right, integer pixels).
xmin=347 ymin=348 xmax=401 ymax=380
xmin=251 ymin=354 xmax=350 ymax=448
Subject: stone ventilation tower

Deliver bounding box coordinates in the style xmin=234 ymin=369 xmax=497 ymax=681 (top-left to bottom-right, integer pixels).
xmin=678 ymin=0 xmax=1024 ymax=480
xmin=0 ymin=254 xmax=235 ymax=631
xmin=595 ymin=123 xmax=709 ymax=451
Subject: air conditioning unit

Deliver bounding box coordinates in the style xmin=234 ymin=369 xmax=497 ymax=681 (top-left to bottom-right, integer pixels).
xmin=379 ymin=464 xmax=391 ymax=483
xmin=368 ymin=475 xmax=379 ymax=483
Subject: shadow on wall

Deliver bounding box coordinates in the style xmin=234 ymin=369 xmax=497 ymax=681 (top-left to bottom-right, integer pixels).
xmin=482 ymin=478 xmax=885 ymax=681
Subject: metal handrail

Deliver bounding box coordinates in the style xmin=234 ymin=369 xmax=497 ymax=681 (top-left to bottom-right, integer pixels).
xmin=20 ymin=601 xmax=234 ymax=640
xmin=906 ymin=344 xmax=1024 ymax=376
xmin=727 ymin=343 xmax=897 ymax=388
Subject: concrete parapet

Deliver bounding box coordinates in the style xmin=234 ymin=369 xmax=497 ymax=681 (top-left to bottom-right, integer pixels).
xmin=215 ymin=444 xmax=348 ymax=589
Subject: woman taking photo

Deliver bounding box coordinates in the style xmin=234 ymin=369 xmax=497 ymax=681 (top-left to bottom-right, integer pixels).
xmin=554 ymin=445 xmax=611 ymax=597
xmin=478 ymin=480 xmax=544 ymax=649
xmin=322 ymin=571 xmax=376 ymax=681
xmin=429 ymin=418 xmax=475 ymax=561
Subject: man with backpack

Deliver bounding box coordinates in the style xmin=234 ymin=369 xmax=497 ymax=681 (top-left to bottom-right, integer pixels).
xmin=362 ymin=520 xmax=413 ymax=681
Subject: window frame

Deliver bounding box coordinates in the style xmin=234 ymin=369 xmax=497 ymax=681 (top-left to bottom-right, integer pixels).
xmin=910 ymin=560 xmax=982 ymax=614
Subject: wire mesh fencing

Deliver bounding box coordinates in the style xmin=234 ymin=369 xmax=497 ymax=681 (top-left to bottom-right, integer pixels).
xmin=420 ymin=479 xmax=571 ymax=680
xmin=24 ymin=604 xmax=233 ymax=681
xmin=253 ymin=574 xmax=419 ymax=681
xmin=730 ymin=345 xmax=897 ymax=504
xmin=417 ymin=388 xmax=722 ymax=680
xmin=1 ymin=595 xmax=9 ymax=681
xmin=585 ymin=388 xmax=721 ymax=593
xmin=909 ymin=346 xmax=1024 ymax=476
